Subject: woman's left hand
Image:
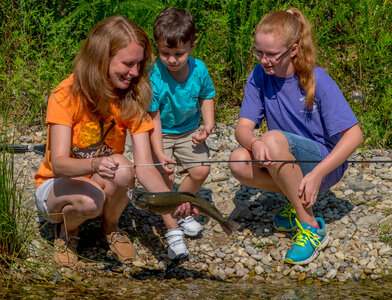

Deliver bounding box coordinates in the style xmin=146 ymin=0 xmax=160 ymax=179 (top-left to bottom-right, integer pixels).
xmin=172 ymin=202 xmax=199 ymax=219
xmin=298 ymin=171 xmax=323 ymax=208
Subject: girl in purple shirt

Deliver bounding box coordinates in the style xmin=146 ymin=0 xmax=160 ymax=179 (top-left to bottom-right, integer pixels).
xmin=229 ymin=8 xmax=363 ymax=265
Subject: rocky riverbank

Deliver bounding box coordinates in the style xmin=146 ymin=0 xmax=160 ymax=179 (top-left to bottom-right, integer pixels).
xmin=10 ymin=122 xmax=392 ymax=284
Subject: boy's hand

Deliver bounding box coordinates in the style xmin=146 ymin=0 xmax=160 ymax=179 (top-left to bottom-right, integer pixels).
xmin=157 ymin=153 xmax=176 ymax=174
xmin=192 ymin=127 xmax=211 ymax=145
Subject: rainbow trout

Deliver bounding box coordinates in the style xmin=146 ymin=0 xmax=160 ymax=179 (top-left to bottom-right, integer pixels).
xmin=132 ymin=191 xmax=240 ymax=236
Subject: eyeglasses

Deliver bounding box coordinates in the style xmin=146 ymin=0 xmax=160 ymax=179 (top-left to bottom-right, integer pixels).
xmin=252 ymin=45 xmax=294 ymax=63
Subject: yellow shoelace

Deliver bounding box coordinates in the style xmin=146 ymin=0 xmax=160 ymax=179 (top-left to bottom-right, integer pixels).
xmin=292 ymin=218 xmax=321 ymax=248
xmin=280 ymin=202 xmax=297 ymax=228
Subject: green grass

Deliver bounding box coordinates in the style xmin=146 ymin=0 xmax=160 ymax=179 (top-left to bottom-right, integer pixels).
xmin=1 ymin=0 xmax=391 ymax=147
xmin=0 ymin=119 xmax=33 ymax=268
xmin=380 ymin=224 xmax=392 ymax=247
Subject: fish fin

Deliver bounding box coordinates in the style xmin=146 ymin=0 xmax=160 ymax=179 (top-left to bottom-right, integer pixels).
xmin=221 ymin=220 xmax=241 ymax=236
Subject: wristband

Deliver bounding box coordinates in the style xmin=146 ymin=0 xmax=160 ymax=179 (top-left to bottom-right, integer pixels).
xmin=91 ymin=157 xmax=97 ymax=174
xmin=250 ymin=139 xmax=261 ymax=152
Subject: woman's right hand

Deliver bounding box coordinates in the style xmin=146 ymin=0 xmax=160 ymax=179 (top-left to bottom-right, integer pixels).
xmin=92 ymin=156 xmax=119 ymax=180
xmin=251 ymin=139 xmax=274 ymax=166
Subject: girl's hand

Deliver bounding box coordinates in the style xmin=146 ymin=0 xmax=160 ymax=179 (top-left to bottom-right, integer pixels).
xmin=157 ymin=153 xmax=176 ymax=174
xmin=298 ymin=171 xmax=323 ymax=208
xmin=93 ymin=156 xmax=119 ymax=180
xmin=172 ymin=202 xmax=199 ymax=219
xmin=251 ymin=139 xmax=275 ymax=166
xmin=192 ymin=127 xmax=211 ymax=145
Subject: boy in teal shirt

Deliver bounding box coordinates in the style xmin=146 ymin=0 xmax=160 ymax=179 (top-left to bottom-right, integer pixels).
xmin=149 ymin=7 xmax=215 ymax=259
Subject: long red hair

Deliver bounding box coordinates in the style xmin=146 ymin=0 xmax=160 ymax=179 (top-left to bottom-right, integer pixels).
xmin=71 ymin=15 xmax=153 ymax=120
xmin=256 ymin=8 xmax=316 ymax=109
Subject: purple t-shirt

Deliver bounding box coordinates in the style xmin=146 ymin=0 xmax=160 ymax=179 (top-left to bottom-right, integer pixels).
xmin=239 ymin=65 xmax=358 ymax=190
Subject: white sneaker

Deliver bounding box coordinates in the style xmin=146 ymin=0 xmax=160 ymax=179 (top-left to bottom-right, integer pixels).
xmin=165 ymin=228 xmax=189 ymax=260
xmin=178 ymin=216 xmax=202 ymax=236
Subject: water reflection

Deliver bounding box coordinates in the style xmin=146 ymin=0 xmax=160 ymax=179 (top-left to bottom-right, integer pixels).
xmin=3 ymin=278 xmax=392 ymax=299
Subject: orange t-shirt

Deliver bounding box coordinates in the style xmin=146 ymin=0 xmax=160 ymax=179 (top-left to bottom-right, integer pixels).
xmin=34 ymin=74 xmax=153 ymax=187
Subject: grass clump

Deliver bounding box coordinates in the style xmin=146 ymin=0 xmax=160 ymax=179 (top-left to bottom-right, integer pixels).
xmin=380 ymin=224 xmax=392 ymax=247
xmin=0 ymin=117 xmax=71 ymax=287
xmin=0 ymin=129 xmax=35 ymax=288
xmin=0 ymin=135 xmax=32 ymax=267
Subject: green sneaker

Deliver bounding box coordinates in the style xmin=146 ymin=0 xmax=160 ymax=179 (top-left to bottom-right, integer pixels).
xmin=273 ymin=201 xmax=297 ymax=232
xmin=284 ymin=217 xmax=329 ymax=265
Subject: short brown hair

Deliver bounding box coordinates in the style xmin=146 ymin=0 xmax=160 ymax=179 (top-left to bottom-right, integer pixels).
xmin=153 ymin=7 xmax=196 ymax=47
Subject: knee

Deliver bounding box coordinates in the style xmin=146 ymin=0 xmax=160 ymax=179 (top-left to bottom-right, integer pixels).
xmin=74 ymin=192 xmax=105 ymax=219
xmin=189 ymin=165 xmax=210 ymax=182
xmin=230 ymin=147 xmax=249 ymax=161
xmin=260 ymin=130 xmax=289 ymax=158
xmin=229 ymin=148 xmax=250 ymax=178
xmin=111 ymin=154 xmax=135 ymax=189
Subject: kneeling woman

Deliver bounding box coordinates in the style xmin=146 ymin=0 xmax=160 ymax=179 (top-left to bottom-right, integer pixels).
xmin=229 ymin=8 xmax=362 ymax=265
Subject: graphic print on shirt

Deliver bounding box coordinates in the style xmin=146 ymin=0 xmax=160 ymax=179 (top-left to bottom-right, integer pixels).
xmin=72 ymin=118 xmax=116 ymax=158
xmin=299 ymin=96 xmax=318 ymax=113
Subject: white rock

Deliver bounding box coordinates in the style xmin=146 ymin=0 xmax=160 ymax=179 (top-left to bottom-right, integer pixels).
xmin=326 ymin=269 xmax=337 ymax=279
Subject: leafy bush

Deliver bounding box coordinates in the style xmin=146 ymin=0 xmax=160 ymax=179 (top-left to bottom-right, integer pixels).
xmin=1 ymin=0 xmax=391 ymax=147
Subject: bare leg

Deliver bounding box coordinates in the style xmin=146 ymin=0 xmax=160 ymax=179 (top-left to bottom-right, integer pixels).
xmin=230 ymin=130 xmax=318 ymax=227
xmin=177 ymin=165 xmax=209 ymax=194
xmin=150 ymin=171 xmax=179 ymax=229
xmin=92 ymin=154 xmax=136 ymax=235
xmin=46 ymin=177 xmax=105 ymax=238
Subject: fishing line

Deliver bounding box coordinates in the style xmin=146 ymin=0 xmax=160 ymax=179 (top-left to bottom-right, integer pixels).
xmin=115 ymin=159 xmax=392 ymax=169
xmin=2 ymin=143 xmax=390 ymax=168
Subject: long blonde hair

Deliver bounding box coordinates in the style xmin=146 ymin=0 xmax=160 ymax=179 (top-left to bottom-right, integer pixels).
xmin=256 ymin=8 xmax=316 ymax=109
xmin=72 ymin=15 xmax=153 ymax=120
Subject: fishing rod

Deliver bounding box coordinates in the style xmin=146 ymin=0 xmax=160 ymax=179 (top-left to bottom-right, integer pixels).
xmin=1 ymin=143 xmax=390 ymax=167
xmin=0 ymin=144 xmax=46 ymax=156
xmin=115 ymin=158 xmax=392 ymax=169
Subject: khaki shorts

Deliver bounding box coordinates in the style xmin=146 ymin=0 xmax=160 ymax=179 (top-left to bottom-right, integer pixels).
xmin=153 ymin=129 xmax=210 ymax=174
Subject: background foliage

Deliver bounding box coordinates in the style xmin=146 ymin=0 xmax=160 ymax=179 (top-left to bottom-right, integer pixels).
xmin=1 ymin=0 xmax=391 ymax=147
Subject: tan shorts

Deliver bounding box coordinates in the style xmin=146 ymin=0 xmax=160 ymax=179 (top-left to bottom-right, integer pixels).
xmin=153 ymin=129 xmax=210 ymax=174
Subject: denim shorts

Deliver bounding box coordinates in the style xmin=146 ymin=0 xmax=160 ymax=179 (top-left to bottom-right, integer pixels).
xmin=280 ymin=131 xmax=322 ymax=176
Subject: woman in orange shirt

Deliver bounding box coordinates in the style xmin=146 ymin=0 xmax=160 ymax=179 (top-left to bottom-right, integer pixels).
xmin=34 ymin=15 xmax=196 ymax=267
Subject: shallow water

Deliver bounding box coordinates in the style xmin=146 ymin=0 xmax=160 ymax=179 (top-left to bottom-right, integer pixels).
xmin=3 ymin=278 xmax=392 ymax=299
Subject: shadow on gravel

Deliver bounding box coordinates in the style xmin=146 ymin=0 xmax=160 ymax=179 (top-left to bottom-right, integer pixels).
xmin=121 ymin=185 xmax=215 ymax=261
xmin=228 ymin=187 xmax=355 ymax=237
xmin=36 ymin=185 xmax=218 ymax=266
xmin=37 ymin=215 xmax=224 ymax=281
xmin=36 ymin=184 xmax=354 ymax=265
xmin=131 ymin=264 xmax=222 ymax=281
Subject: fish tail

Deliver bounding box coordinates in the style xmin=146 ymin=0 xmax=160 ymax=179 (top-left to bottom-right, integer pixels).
xmin=221 ymin=220 xmax=240 ymax=236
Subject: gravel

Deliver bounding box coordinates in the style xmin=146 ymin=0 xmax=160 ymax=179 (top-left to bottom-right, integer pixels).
xmin=10 ymin=121 xmax=392 ymax=283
